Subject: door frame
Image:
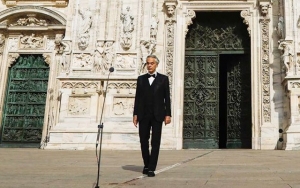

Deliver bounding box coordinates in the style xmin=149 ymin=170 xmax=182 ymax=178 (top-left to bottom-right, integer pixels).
xmin=172 ymin=1 xmax=266 ymax=149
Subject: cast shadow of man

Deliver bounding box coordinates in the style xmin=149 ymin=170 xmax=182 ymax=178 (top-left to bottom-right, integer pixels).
xmin=122 ymin=165 xmax=144 ymax=172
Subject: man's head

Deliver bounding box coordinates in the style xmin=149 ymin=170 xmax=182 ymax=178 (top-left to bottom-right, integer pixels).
xmin=146 ymin=55 xmax=159 ymax=74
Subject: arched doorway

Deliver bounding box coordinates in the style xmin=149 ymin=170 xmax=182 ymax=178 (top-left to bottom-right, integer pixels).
xmin=183 ymin=12 xmax=251 ymax=149
xmin=0 ymin=55 xmax=49 ymax=146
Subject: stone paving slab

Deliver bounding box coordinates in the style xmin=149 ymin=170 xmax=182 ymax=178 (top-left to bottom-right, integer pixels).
xmin=1 ymin=149 xmax=300 ymax=188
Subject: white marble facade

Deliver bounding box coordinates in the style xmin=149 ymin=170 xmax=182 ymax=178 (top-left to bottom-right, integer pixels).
xmin=0 ymin=0 xmax=300 ymax=150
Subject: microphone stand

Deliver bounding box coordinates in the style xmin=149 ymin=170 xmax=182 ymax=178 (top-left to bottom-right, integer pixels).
xmin=95 ymin=67 xmax=114 ymax=188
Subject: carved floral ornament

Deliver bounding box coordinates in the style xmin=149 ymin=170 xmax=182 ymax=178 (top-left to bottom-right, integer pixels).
xmin=61 ymin=81 xmax=101 ymax=92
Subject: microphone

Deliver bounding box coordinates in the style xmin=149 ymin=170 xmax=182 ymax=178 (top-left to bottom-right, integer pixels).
xmin=109 ymin=67 xmax=114 ymax=72
xmin=95 ymin=66 xmax=114 ymax=188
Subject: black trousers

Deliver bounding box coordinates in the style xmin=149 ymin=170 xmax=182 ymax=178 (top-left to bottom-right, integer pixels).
xmin=139 ymin=115 xmax=163 ymax=171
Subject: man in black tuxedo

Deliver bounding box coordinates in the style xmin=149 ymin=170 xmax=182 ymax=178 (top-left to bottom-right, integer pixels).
xmin=133 ymin=55 xmax=171 ymax=177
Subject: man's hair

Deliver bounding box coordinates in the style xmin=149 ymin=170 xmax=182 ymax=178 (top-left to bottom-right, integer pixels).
xmin=146 ymin=55 xmax=160 ymax=64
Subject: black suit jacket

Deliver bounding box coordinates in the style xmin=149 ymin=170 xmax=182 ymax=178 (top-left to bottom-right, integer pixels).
xmin=133 ymin=73 xmax=171 ymax=122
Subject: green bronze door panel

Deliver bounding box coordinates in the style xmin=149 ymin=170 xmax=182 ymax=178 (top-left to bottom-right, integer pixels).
xmin=223 ymin=54 xmax=252 ymax=148
xmin=183 ymin=53 xmax=219 ymax=149
xmin=1 ymin=55 xmax=49 ymax=144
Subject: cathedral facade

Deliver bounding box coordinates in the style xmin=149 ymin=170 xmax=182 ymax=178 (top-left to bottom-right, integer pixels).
xmin=0 ymin=0 xmax=299 ymax=150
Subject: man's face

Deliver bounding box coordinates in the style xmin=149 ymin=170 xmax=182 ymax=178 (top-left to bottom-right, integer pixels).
xmin=146 ymin=57 xmax=158 ymax=74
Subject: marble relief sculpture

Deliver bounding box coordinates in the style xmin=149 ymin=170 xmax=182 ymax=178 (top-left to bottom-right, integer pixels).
xmin=279 ymin=41 xmax=294 ymax=75
xmin=19 ymin=33 xmax=43 ymax=49
xmin=93 ymin=41 xmax=114 ymax=73
xmin=78 ymin=8 xmax=93 ymax=50
xmin=276 ymin=16 xmax=284 ymax=39
xmin=120 ymin=6 xmax=134 ymax=50
xmin=10 ymin=14 xmax=48 ymax=26
xmin=54 ymin=34 xmax=71 ymax=73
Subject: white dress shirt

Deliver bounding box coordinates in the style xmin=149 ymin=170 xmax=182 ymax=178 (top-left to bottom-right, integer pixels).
xmin=148 ymin=72 xmax=157 ymax=85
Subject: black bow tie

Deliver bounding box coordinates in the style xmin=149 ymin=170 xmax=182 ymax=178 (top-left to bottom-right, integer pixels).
xmin=147 ymin=74 xmax=156 ymax=78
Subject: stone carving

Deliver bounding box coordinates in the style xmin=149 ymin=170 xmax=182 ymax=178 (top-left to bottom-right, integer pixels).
xmin=241 ymin=10 xmax=251 ymax=36
xmin=184 ymin=10 xmax=196 ymax=36
xmin=10 ymin=14 xmax=47 ymax=26
xmin=54 ymin=34 xmax=71 ymax=73
xmin=8 ymin=38 xmax=18 ymax=51
xmin=139 ymin=40 xmax=156 ymax=74
xmin=93 ymin=41 xmax=115 ymax=73
xmin=78 ymin=8 xmax=93 ymax=50
xmin=120 ymin=6 xmax=134 ymax=50
xmin=290 ymin=81 xmax=300 ymax=88
xmin=275 ymin=16 xmax=284 ymax=39
xmin=260 ymin=2 xmax=271 ymax=123
xmin=0 ymin=34 xmax=5 ymax=54
xmin=278 ymin=41 xmax=294 ymax=75
xmin=46 ymin=39 xmax=55 ymax=50
xmin=19 ymin=33 xmax=44 ymax=49
xmin=108 ymin=82 xmax=136 ymax=94
xmin=43 ymin=54 xmax=51 ymax=65
xmin=61 ymin=81 xmax=100 ymax=90
xmin=165 ymin=2 xmax=177 ymax=94
xmin=150 ymin=15 xmax=159 ymax=40
xmin=115 ymin=54 xmax=137 ymax=69
xmin=68 ymin=97 xmax=90 ymax=116
xmin=112 ymin=97 xmax=134 ymax=116
xmin=7 ymin=53 xmax=20 ymax=67
xmin=73 ymin=53 xmax=93 ymax=68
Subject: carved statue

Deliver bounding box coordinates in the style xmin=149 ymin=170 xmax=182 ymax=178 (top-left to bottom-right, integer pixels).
xmin=166 ymin=5 xmax=176 ymax=17
xmin=139 ymin=40 xmax=156 ymax=74
xmin=150 ymin=15 xmax=159 ymax=40
xmin=54 ymin=34 xmax=71 ymax=73
xmin=278 ymin=41 xmax=294 ymax=75
xmin=104 ymin=41 xmax=114 ymax=70
xmin=78 ymin=8 xmax=93 ymax=50
xmin=275 ymin=16 xmax=284 ymax=39
xmin=120 ymin=6 xmax=134 ymax=49
xmin=120 ymin=6 xmax=134 ymax=33
xmin=94 ymin=41 xmax=105 ymax=72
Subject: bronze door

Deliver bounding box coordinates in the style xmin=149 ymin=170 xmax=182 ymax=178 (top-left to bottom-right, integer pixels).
xmin=1 ymin=55 xmax=49 ymax=145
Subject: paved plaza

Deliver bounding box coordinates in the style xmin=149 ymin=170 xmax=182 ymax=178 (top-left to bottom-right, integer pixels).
xmin=1 ymin=148 xmax=300 ymax=188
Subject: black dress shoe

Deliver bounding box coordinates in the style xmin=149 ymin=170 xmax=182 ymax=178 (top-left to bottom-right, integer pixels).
xmin=148 ymin=171 xmax=155 ymax=177
xmin=142 ymin=167 xmax=149 ymax=175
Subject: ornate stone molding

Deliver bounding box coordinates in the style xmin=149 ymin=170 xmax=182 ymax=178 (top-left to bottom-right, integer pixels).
xmin=241 ymin=10 xmax=251 ymax=36
xmin=184 ymin=10 xmax=196 ymax=37
xmin=0 ymin=34 xmax=5 ymax=54
xmin=61 ymin=81 xmax=101 ymax=93
xmin=259 ymin=2 xmax=271 ymax=123
xmin=4 ymin=0 xmax=68 ymax=7
xmin=7 ymin=53 xmax=20 ymax=67
xmin=164 ymin=1 xmax=177 ymax=94
xmin=108 ymin=82 xmax=137 ymax=94
xmin=10 ymin=14 xmax=48 ymax=26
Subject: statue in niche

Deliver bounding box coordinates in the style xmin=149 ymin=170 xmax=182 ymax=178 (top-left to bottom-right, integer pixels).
xmin=275 ymin=16 xmax=284 ymax=39
xmin=78 ymin=8 xmax=93 ymax=50
xmin=120 ymin=6 xmax=134 ymax=33
xmin=103 ymin=41 xmax=114 ymax=70
xmin=278 ymin=41 xmax=294 ymax=75
xmin=120 ymin=6 xmax=134 ymax=49
xmin=150 ymin=15 xmax=159 ymax=40
xmin=94 ymin=41 xmax=105 ymax=72
xmin=54 ymin=34 xmax=71 ymax=73
xmin=139 ymin=40 xmax=156 ymax=74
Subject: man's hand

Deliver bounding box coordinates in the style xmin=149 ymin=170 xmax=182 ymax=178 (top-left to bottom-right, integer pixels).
xmin=133 ymin=115 xmax=138 ymax=127
xmin=164 ymin=116 xmax=171 ymax=125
